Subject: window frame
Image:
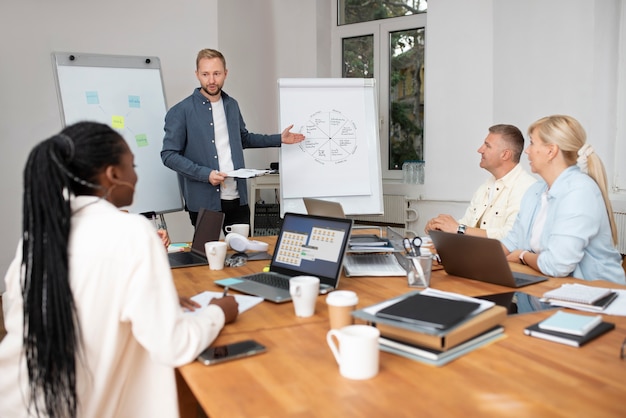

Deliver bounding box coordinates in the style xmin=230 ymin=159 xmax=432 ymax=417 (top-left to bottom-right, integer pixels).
xmin=331 ymin=5 xmax=427 ymax=181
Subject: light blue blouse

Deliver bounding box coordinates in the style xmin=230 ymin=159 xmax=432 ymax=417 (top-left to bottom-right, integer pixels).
xmin=502 ymin=166 xmax=625 ymax=284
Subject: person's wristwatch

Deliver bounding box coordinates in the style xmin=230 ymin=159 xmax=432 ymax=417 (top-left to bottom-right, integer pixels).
xmin=519 ymin=250 xmax=528 ymax=265
xmin=457 ymin=224 xmax=467 ymax=234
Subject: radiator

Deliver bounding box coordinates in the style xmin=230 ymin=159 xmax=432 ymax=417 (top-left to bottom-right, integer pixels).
xmin=616 ymin=212 xmax=626 ymax=254
xmin=350 ymin=195 xmax=408 ymax=225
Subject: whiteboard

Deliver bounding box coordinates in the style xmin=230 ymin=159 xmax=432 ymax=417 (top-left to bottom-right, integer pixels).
xmin=52 ymin=52 xmax=182 ymax=214
xmin=278 ymin=78 xmax=383 ymax=216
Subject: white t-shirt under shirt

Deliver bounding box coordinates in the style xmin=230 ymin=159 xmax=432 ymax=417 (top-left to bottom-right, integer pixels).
xmin=212 ymin=98 xmax=239 ymax=200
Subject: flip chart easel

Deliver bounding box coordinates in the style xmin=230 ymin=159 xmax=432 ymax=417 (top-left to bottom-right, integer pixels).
xmin=278 ymin=78 xmax=383 ymax=216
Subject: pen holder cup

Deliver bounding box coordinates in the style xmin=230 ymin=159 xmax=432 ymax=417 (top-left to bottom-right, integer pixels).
xmin=406 ymin=255 xmax=432 ymax=288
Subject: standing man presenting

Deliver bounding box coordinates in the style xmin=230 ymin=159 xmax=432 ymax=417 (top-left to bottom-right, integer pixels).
xmin=425 ymin=124 xmax=536 ymax=239
xmin=161 ymin=48 xmax=304 ymax=228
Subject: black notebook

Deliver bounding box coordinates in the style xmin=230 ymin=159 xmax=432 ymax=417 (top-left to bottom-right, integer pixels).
xmin=524 ymin=321 xmax=615 ymax=347
xmin=375 ymin=293 xmax=481 ymax=330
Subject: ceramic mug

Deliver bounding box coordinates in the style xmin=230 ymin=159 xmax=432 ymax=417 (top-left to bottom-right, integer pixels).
xmin=204 ymin=241 xmax=227 ymax=270
xmin=289 ymin=275 xmax=320 ymax=317
xmin=326 ymin=324 xmax=380 ymax=380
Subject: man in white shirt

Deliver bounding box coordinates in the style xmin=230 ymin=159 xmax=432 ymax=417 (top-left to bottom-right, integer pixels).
xmin=425 ymin=124 xmax=536 ymax=240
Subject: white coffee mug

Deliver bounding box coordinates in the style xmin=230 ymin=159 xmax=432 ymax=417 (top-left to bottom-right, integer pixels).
xmin=204 ymin=241 xmax=227 ymax=270
xmin=225 ymin=223 xmax=250 ymax=237
xmin=289 ymin=276 xmax=320 ymax=317
xmin=326 ymin=325 xmax=380 ymax=380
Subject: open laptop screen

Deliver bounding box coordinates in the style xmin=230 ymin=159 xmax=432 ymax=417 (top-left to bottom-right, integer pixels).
xmin=270 ymin=212 xmax=353 ymax=285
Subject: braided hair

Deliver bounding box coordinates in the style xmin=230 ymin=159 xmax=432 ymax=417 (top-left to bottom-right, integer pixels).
xmin=21 ymin=121 xmax=127 ymax=417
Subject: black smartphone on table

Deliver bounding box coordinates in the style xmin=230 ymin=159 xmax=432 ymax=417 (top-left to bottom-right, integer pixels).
xmin=197 ymin=339 xmax=266 ymax=365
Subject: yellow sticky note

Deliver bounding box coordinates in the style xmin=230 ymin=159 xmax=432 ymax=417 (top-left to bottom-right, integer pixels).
xmin=111 ymin=115 xmax=125 ymax=129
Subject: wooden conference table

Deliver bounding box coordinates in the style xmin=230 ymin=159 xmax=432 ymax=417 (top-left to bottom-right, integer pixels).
xmin=173 ymin=237 xmax=626 ymax=418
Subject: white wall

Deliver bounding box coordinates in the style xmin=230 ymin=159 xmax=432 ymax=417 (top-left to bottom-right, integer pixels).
xmin=0 ymin=0 xmax=324 ymax=293
xmin=0 ymin=0 xmax=220 ymax=293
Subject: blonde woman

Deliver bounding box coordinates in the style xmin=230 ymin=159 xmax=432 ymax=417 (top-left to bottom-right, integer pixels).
xmin=502 ymin=115 xmax=625 ymax=284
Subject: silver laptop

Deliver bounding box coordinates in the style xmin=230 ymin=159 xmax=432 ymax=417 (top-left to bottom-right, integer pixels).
xmin=429 ymin=230 xmax=547 ymax=288
xmin=215 ymin=212 xmax=353 ymax=303
xmin=303 ymin=198 xmax=346 ymax=218
xmin=343 ymin=227 xmax=408 ymax=277
xmin=168 ymin=208 xmax=224 ymax=268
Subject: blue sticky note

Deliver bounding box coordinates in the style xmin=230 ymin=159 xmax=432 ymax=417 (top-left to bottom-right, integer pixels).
xmin=85 ymin=91 xmax=99 ymax=105
xmin=215 ymin=278 xmax=245 ymax=286
xmin=128 ymin=95 xmax=140 ymax=108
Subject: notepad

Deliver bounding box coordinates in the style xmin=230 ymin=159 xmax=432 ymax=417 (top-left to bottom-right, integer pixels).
xmin=537 ymin=311 xmax=603 ymax=336
xmin=543 ymin=284 xmax=612 ymax=305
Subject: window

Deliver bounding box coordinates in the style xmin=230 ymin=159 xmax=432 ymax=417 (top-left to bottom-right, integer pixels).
xmin=338 ymin=0 xmax=427 ymax=25
xmin=332 ymin=1 xmax=427 ymax=179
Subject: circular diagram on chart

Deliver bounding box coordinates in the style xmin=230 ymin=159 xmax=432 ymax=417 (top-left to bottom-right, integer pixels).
xmin=298 ymin=110 xmax=357 ymax=163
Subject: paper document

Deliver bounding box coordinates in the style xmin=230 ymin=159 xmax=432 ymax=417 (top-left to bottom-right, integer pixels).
xmin=226 ymin=168 xmax=274 ymax=179
xmin=183 ymin=291 xmax=263 ymax=315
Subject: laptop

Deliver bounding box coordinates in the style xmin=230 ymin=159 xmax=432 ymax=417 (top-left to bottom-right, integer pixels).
xmin=429 ymin=230 xmax=547 ymax=288
xmin=168 ymin=208 xmax=224 ymax=268
xmin=303 ymin=197 xmax=346 ymax=218
xmin=343 ymin=227 xmax=408 ymax=277
xmin=215 ymin=212 xmax=353 ymax=303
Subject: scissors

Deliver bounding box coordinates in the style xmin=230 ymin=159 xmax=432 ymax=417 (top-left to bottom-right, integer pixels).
xmin=402 ymin=236 xmax=422 ymax=257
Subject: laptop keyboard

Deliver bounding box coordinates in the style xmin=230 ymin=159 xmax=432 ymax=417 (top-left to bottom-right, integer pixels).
xmin=246 ymin=273 xmax=291 ymax=290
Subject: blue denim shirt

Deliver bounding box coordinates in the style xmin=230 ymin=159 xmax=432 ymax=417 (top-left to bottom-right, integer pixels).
xmin=161 ymin=88 xmax=281 ymax=212
xmin=502 ymin=166 xmax=625 ymax=284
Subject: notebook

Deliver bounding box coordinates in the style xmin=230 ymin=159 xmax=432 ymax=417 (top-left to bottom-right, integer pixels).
xmin=375 ymin=293 xmax=481 ymax=330
xmin=303 ymin=197 xmax=346 ymax=218
xmin=429 ymin=230 xmax=547 ymax=288
xmin=343 ymin=227 xmax=408 ymax=277
xmin=215 ymin=212 xmax=353 ymax=303
xmin=168 ymin=208 xmax=224 ymax=268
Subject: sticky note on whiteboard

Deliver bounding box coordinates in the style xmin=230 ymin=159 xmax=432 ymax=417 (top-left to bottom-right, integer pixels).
xmin=128 ymin=95 xmax=141 ymax=108
xmin=135 ymin=134 xmax=148 ymax=147
xmin=111 ymin=115 xmax=125 ymax=129
xmin=85 ymin=91 xmax=99 ymax=104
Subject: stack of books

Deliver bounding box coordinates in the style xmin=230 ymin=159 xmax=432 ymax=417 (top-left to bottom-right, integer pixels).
xmin=542 ymin=284 xmax=618 ymax=312
xmin=524 ymin=310 xmax=615 ymax=347
xmin=352 ymin=289 xmax=507 ymax=366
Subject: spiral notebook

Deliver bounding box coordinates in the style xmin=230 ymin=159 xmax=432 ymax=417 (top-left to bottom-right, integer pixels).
xmin=542 ymin=284 xmax=618 ymax=311
xmin=543 ymin=284 xmax=613 ymax=304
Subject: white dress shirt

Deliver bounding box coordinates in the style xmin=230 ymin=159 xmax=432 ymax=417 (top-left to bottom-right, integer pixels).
xmin=0 ymin=196 xmax=226 ymax=417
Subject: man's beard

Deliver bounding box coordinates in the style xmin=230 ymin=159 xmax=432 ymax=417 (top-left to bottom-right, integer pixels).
xmin=202 ymin=85 xmax=222 ymax=98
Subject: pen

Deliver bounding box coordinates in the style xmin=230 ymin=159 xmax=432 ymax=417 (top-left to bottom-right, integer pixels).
xmin=222 ymin=287 xmax=229 ymax=297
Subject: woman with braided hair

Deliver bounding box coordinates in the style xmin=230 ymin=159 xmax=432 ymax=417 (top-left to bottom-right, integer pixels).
xmin=502 ymin=115 xmax=625 ymax=284
xmin=0 ymin=121 xmax=238 ymax=417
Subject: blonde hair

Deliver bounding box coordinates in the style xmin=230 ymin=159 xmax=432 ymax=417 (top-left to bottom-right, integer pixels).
xmin=528 ymin=115 xmax=617 ymax=244
xmin=196 ymin=48 xmax=226 ymax=70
